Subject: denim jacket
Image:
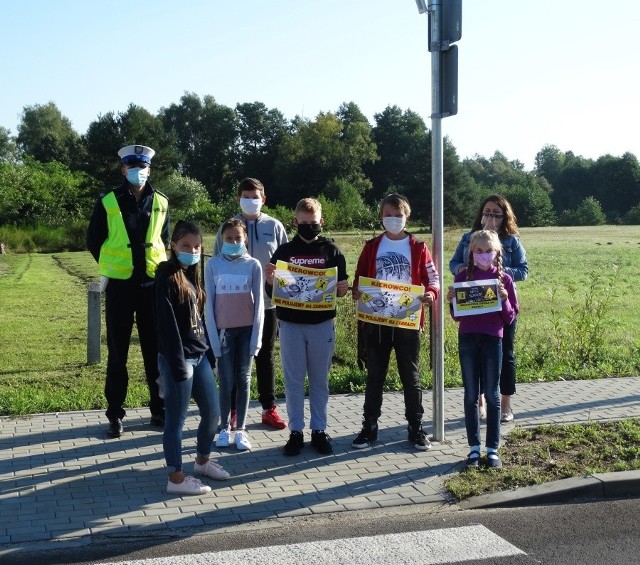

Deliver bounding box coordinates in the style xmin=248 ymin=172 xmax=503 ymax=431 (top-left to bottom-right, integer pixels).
xmin=448 ymin=232 xmax=528 ymax=283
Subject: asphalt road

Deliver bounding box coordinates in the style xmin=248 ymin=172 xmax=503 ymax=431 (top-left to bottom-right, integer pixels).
xmin=4 ymin=497 xmax=638 ymax=564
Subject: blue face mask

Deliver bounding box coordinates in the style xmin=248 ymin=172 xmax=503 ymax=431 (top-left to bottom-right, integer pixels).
xmin=177 ymin=251 xmax=201 ymax=267
xmin=221 ymin=242 xmax=246 ymax=256
xmin=126 ymin=167 xmax=149 ymax=186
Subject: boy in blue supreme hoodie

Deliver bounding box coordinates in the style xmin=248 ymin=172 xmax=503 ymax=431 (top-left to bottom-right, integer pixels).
xmin=265 ymin=198 xmax=349 ymax=456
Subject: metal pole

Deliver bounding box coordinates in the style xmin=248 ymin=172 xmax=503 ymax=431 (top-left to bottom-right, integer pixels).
xmin=87 ymin=282 xmax=101 ymax=364
xmin=429 ymin=0 xmax=445 ymax=442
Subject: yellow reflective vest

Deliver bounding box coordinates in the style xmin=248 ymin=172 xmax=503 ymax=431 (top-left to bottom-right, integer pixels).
xmin=98 ymin=191 xmax=168 ymax=279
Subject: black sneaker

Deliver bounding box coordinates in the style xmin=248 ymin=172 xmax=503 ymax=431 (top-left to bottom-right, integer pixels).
xmin=150 ymin=414 xmax=164 ymax=427
xmin=107 ymin=418 xmax=123 ymax=438
xmin=311 ymin=430 xmax=333 ymax=454
xmin=408 ymin=426 xmax=431 ymax=451
xmin=352 ymin=421 xmax=378 ymax=449
xmin=283 ymin=431 xmax=304 ymax=456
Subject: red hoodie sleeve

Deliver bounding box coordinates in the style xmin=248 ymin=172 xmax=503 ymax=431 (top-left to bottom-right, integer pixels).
xmin=416 ymin=241 xmax=440 ymax=299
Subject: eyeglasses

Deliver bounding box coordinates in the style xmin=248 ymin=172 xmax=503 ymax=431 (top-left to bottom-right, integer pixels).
xmin=482 ymin=213 xmax=503 ymax=219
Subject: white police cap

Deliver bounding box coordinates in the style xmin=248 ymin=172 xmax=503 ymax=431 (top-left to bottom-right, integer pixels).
xmin=117 ymin=144 xmax=156 ymax=165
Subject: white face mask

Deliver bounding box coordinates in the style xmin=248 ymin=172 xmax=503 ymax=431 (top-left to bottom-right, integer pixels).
xmin=382 ymin=216 xmax=406 ymax=235
xmin=240 ymin=198 xmax=262 ymax=216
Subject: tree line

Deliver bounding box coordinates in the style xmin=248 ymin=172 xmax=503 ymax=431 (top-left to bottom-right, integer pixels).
xmin=2 ymin=93 xmax=640 ymax=239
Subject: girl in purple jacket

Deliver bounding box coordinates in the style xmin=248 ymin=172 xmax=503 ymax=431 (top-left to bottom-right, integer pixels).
xmin=447 ymin=230 xmax=519 ymax=469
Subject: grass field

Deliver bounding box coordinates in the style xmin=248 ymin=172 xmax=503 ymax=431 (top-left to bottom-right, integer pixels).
xmin=1 ymin=225 xmax=639 ymax=416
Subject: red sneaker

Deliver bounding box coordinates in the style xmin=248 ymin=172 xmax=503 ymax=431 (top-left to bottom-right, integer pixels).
xmin=230 ymin=409 xmax=237 ymax=431
xmin=262 ymin=406 xmax=287 ymax=430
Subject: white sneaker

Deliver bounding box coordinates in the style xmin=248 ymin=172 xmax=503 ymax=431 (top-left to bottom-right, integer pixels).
xmin=216 ymin=428 xmax=230 ymax=448
xmin=166 ymin=475 xmax=211 ymax=495
xmin=194 ymin=459 xmax=230 ymax=480
xmin=235 ymin=429 xmax=252 ymax=451
xmin=501 ymin=410 xmax=514 ymax=423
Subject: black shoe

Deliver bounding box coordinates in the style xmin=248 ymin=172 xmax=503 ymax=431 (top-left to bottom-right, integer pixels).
xmin=107 ymin=418 xmax=123 ymax=438
xmin=486 ymin=452 xmax=503 ymax=469
xmin=150 ymin=414 xmax=164 ymax=427
xmin=465 ymin=450 xmax=481 ymax=468
xmin=408 ymin=425 xmax=431 ymax=451
xmin=283 ymin=431 xmax=304 ymax=456
xmin=311 ymin=430 xmax=333 ymax=454
xmin=352 ymin=420 xmax=378 ymax=449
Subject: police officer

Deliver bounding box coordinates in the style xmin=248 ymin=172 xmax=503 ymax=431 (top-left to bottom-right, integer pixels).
xmin=87 ymin=145 xmax=170 ymax=438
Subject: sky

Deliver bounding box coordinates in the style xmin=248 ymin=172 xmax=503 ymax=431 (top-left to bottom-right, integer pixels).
xmin=1 ymin=0 xmax=638 ymax=171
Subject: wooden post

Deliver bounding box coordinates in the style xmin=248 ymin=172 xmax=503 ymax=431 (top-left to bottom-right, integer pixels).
xmin=87 ymin=282 xmax=101 ymax=364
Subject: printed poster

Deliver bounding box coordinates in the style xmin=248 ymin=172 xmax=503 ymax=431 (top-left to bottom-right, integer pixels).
xmin=356 ymin=276 xmax=423 ymax=330
xmin=272 ymin=260 xmax=337 ymax=311
xmin=452 ymin=278 xmax=502 ymax=317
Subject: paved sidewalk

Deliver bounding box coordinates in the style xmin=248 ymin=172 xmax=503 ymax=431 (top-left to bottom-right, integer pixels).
xmin=1 ymin=377 xmax=639 ymax=551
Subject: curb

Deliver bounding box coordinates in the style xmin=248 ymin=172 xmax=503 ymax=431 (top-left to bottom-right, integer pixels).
xmin=458 ymin=470 xmax=640 ymax=509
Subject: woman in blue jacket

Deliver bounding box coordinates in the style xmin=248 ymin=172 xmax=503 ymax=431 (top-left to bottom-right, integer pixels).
xmin=449 ymin=194 xmax=528 ymax=423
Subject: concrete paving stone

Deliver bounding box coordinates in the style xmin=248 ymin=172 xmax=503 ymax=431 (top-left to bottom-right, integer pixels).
xmin=276 ymin=507 xmax=314 ymax=517
xmin=10 ymin=531 xmax=53 ymax=544
xmin=1 ymin=377 xmax=639 ymax=550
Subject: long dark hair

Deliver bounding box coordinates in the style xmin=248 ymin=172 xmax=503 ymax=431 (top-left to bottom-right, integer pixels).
xmin=168 ymin=220 xmax=205 ymax=311
xmin=470 ymin=194 xmax=520 ymax=237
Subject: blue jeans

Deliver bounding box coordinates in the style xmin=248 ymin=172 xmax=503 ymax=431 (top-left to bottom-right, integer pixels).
xmin=160 ymin=353 xmax=220 ymax=473
xmin=458 ymin=332 xmax=501 ymax=449
xmin=217 ymin=326 xmax=253 ymax=430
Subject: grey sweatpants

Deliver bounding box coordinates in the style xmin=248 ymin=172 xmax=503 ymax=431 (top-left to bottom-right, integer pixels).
xmin=279 ymin=319 xmax=335 ymax=432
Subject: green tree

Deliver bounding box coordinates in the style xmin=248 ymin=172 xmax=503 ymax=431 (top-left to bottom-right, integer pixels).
xmin=232 ymin=101 xmax=289 ymax=192
xmin=558 ymin=196 xmax=606 ymax=226
xmin=160 ymin=93 xmax=237 ymax=201
xmin=534 ymin=144 xmax=565 ymax=189
xmin=319 ymin=179 xmax=376 ymax=230
xmin=367 ymin=106 xmax=430 ymax=206
xmin=462 ymin=152 xmax=555 ymax=227
xmin=0 ymin=159 xmax=95 ymax=226
xmin=590 ymin=153 xmax=640 ymax=222
xmin=16 ymin=102 xmax=84 ymax=168
xmin=495 ymin=183 xmax=556 ymax=227
xmin=0 ymin=126 xmax=17 ymax=162
xmin=154 ymin=172 xmax=222 ymax=230
xmin=621 ymin=202 xmax=640 ymax=224
xmin=84 ymin=104 xmax=178 ymax=189
xmin=273 ymin=103 xmax=378 ymax=207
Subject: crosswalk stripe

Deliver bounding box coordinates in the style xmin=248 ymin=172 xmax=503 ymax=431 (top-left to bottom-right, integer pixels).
xmin=102 ymin=525 xmax=526 ymax=564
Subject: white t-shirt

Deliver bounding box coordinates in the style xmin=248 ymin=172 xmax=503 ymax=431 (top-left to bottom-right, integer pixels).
xmin=375 ymin=235 xmax=412 ymax=283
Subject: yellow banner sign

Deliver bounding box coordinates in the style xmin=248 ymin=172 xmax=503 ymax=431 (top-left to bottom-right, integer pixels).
xmin=452 ymin=279 xmax=502 ymax=317
xmin=272 ymin=260 xmax=337 ymax=311
xmin=356 ymin=276 xmax=423 ymax=330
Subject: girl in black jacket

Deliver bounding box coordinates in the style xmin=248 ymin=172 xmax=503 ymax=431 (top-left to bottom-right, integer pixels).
xmin=155 ymin=220 xmax=230 ymax=495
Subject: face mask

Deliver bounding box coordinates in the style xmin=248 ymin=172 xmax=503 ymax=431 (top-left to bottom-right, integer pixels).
xmin=221 ymin=242 xmax=246 ymax=256
xmin=126 ymin=167 xmax=149 ymax=186
xmin=382 ymin=217 xmax=406 ymax=235
xmin=481 ymin=213 xmax=503 ymax=231
xmin=177 ymin=251 xmax=200 ymax=267
xmin=297 ymin=223 xmax=322 ymax=240
xmin=473 ymin=251 xmax=497 ymax=268
xmin=239 ymin=198 xmax=262 ymax=216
